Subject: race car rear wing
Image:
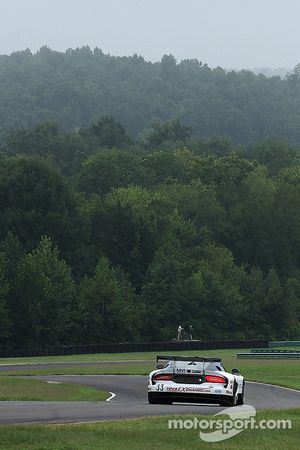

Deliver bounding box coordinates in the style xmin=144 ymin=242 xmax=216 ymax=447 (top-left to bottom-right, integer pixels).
xmin=156 ymin=355 xmax=222 ymax=363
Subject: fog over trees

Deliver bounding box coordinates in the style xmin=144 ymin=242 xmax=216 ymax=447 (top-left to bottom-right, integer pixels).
xmin=0 ymin=48 xmax=300 ymax=147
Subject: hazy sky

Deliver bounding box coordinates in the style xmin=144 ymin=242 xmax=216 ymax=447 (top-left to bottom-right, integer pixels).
xmin=0 ymin=0 xmax=299 ymax=69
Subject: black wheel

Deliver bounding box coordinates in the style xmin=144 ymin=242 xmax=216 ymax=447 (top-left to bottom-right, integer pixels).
xmin=220 ymin=381 xmax=238 ymax=407
xmin=228 ymin=381 xmax=238 ymax=407
xmin=236 ymin=381 xmax=245 ymax=405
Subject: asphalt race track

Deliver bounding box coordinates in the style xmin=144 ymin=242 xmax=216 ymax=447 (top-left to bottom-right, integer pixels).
xmin=0 ymin=360 xmax=150 ymax=372
xmin=1 ymin=374 xmax=300 ymax=424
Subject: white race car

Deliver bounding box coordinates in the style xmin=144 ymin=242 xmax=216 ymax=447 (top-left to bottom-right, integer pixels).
xmin=148 ymin=355 xmax=245 ymax=406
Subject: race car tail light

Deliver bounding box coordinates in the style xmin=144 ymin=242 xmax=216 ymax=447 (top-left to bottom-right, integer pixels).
xmin=204 ymin=375 xmax=227 ymax=384
xmin=153 ymin=373 xmax=173 ymax=381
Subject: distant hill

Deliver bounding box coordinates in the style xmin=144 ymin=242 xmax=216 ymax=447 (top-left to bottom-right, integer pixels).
xmin=251 ymin=67 xmax=289 ymax=78
xmin=0 ymin=46 xmax=300 ymax=146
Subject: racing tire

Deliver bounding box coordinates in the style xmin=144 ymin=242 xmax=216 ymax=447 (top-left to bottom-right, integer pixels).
xmin=148 ymin=393 xmax=173 ymax=405
xmin=220 ymin=381 xmax=238 ymax=407
xmin=236 ymin=381 xmax=245 ymax=405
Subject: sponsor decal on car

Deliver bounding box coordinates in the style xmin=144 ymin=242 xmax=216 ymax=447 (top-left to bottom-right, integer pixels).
xmin=166 ymin=386 xmax=211 ymax=393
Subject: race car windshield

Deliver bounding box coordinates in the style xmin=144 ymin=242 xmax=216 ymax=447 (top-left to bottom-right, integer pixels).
xmin=206 ymin=363 xmax=226 ymax=372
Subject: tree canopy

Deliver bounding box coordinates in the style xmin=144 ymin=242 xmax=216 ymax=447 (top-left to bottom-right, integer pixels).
xmin=1 ymin=47 xmax=300 ymax=146
xmin=1 ymin=114 xmax=300 ymax=348
xmin=2 ymin=46 xmax=300 ymax=347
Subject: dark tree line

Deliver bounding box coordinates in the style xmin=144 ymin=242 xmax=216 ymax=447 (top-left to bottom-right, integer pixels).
xmin=0 ymin=117 xmax=300 ymax=349
xmin=2 ymin=47 xmax=300 ymax=146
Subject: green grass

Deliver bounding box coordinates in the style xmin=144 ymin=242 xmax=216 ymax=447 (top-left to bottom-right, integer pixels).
xmin=0 ymin=363 xmax=154 ymax=376
xmin=0 ymin=350 xmax=298 ymax=448
xmin=234 ymin=359 xmax=300 ymax=390
xmin=0 ymin=409 xmax=299 ymax=449
xmin=0 ymin=377 xmax=109 ymax=401
xmin=0 ymin=346 xmax=298 ymax=366
xmin=0 ymin=348 xmax=299 ymax=391
xmin=0 ymin=348 xmax=242 ymax=365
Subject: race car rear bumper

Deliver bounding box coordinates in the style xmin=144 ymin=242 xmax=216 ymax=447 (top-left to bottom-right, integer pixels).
xmin=149 ymin=392 xmax=233 ymax=405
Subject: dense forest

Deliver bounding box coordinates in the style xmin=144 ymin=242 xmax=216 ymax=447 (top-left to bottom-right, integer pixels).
xmin=1 ymin=47 xmax=300 ymax=146
xmin=1 ymin=112 xmax=300 ymax=349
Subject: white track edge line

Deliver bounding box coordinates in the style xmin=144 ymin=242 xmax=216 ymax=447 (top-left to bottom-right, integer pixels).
xmin=247 ymin=380 xmax=300 ymax=394
xmin=106 ymin=392 xmax=116 ymax=402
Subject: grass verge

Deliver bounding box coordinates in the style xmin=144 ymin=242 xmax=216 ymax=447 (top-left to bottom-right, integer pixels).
xmin=0 ymin=348 xmax=299 ymax=392
xmin=0 ymin=346 xmax=298 ymax=365
xmin=0 ymin=377 xmax=109 ymax=401
xmin=0 ymin=349 xmax=243 ymax=365
xmin=0 ymin=408 xmax=299 ymax=450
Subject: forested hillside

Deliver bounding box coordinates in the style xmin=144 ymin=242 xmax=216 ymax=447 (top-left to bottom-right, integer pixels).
xmin=1 ymin=47 xmax=300 ymax=145
xmin=1 ymin=116 xmax=300 ymax=349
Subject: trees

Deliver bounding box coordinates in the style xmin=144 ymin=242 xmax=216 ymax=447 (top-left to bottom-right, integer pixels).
xmin=1 ymin=48 xmax=300 ymax=146
xmin=1 ymin=117 xmax=300 ymax=346
xmin=10 ymin=237 xmax=75 ymax=348
xmin=88 ymin=187 xmax=170 ymax=288
xmin=144 ymin=119 xmax=192 ymax=148
xmin=246 ymin=139 xmax=300 ymax=176
xmin=286 ymin=63 xmax=300 ymax=87
xmin=83 ymin=116 xmax=132 ymax=148
xmin=5 ymin=122 xmax=59 ymax=157
xmin=190 ymin=244 xmax=247 ymax=339
xmin=283 ymin=277 xmax=300 ymax=337
xmin=0 ymin=251 xmax=11 ymax=341
xmin=5 ymin=123 xmax=94 ymax=175
xmin=0 ymin=154 xmax=88 ymax=275
xmin=76 ymin=149 xmax=152 ymax=194
xmin=271 ymin=166 xmax=300 ymax=273
xmin=224 ymin=166 xmax=276 ymax=268
xmin=140 ymin=241 xmax=248 ymax=341
xmin=77 ymin=257 xmax=139 ymax=343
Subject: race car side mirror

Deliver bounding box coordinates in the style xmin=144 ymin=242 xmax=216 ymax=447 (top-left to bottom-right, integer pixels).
xmin=156 ymin=364 xmax=164 ymax=369
xmin=232 ymin=368 xmax=240 ymax=375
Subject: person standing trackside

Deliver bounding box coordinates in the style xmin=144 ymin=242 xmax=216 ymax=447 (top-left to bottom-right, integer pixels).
xmin=189 ymin=325 xmax=194 ymax=340
xmin=177 ymin=325 xmax=183 ymax=340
